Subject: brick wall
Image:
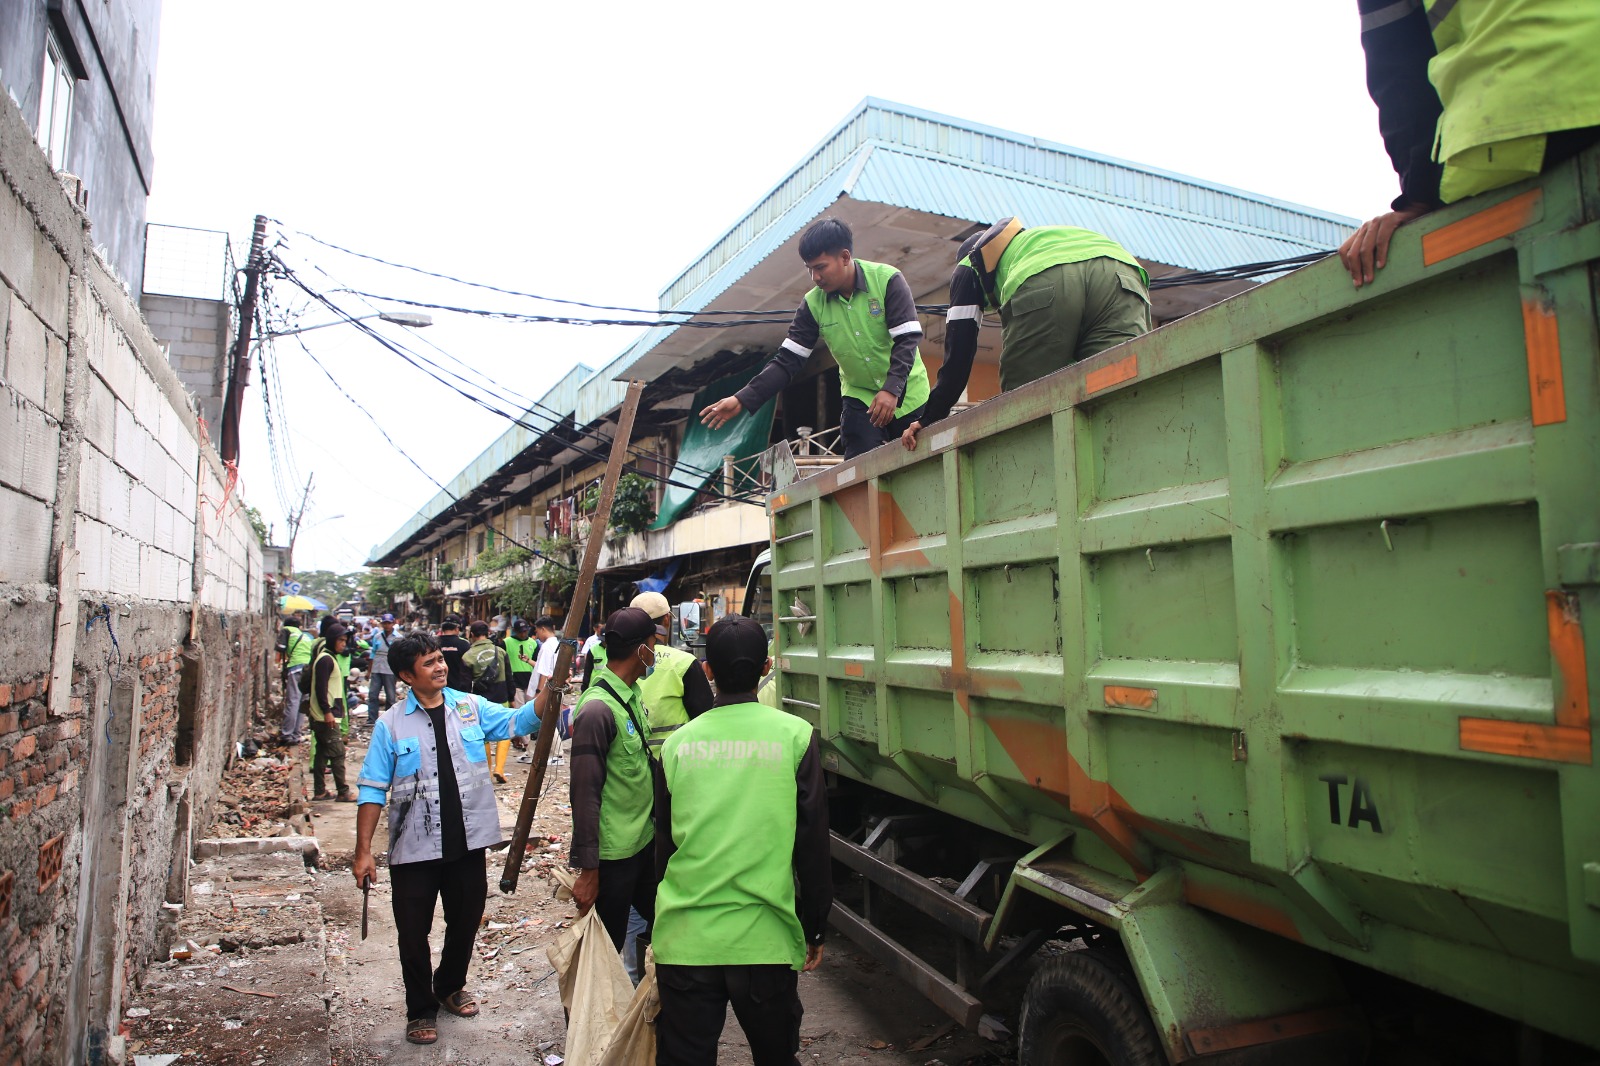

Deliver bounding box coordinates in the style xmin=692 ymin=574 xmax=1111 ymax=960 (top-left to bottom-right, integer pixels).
xmin=0 ymin=88 xmax=271 ymax=1066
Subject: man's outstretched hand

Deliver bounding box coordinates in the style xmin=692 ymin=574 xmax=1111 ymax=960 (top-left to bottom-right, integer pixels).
xmin=899 ymin=420 xmax=923 ymax=451
xmin=700 ymin=396 xmax=744 ymax=430
xmin=1338 ymin=203 xmax=1431 ymax=288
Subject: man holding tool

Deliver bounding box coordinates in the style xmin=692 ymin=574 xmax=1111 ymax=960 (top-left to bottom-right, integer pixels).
xmin=351 ymin=632 xmax=544 ymax=1045
xmin=700 ymin=217 xmax=930 ymax=460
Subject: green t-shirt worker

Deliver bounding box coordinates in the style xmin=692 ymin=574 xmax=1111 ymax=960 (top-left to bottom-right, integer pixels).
xmin=901 ymin=218 xmax=1151 ymax=450
xmin=653 ymin=615 xmax=831 ymax=1066
xmin=629 ymin=591 xmax=715 ymax=751
xmin=701 ymin=217 xmax=931 ymax=460
xmin=569 ymin=607 xmax=664 ymax=951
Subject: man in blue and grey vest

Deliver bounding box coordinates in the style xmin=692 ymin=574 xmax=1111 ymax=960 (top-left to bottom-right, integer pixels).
xmin=351 ymin=632 xmax=544 ymax=1046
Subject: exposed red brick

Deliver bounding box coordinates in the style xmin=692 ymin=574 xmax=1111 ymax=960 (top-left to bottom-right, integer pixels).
xmin=139 ymin=655 xmax=154 ymax=669
xmin=34 ymin=784 xmax=55 ymax=810
xmin=8 ymin=798 xmax=31 ymax=820
xmin=0 ymin=686 xmax=10 ymax=706
xmin=0 ymin=778 xmax=12 ymax=801
xmin=8 ymin=952 xmax=35 ymax=991
xmin=9 ymin=737 xmax=35 ymax=762
xmin=10 ymin=683 xmax=33 ymax=704
xmin=55 ymin=719 xmax=79 ymax=741
xmin=42 ymin=753 xmax=63 ymax=775
xmin=69 ymin=696 xmax=82 ymax=715
xmin=0 ymin=713 xmax=15 ymax=735
xmin=59 ymin=769 xmax=77 ymax=795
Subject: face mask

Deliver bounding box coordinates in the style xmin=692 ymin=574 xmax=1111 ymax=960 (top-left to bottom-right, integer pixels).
xmin=639 ymin=645 xmax=657 ymax=679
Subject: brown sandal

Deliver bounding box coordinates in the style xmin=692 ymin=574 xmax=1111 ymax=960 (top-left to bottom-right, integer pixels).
xmin=406 ymin=1018 xmax=438 ymax=1044
xmin=439 ymin=990 xmax=479 ymax=1018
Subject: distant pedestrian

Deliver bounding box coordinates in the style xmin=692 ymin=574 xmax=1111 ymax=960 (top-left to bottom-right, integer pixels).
xmin=579 ymin=621 xmax=605 ymax=691
xmin=503 ymin=619 xmax=537 ymax=706
xmin=352 ymin=633 xmax=545 ymax=1045
xmin=308 ymin=624 xmax=355 ymax=802
xmin=276 ymin=612 xmax=315 ymax=742
xmin=437 ymin=617 xmax=474 ymax=693
xmin=367 ymin=614 xmax=401 ymax=718
xmin=464 ymin=621 xmax=513 ymax=783
xmin=652 ymin=615 xmax=831 ymax=1066
xmin=529 ymin=616 xmax=562 ymax=707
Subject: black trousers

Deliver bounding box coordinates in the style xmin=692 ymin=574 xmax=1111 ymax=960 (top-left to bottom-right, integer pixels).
xmin=310 ymin=720 xmax=346 ymax=796
xmin=389 ymin=849 xmax=487 ymax=1020
xmin=595 ymin=845 xmax=656 ymax=951
xmin=839 ymin=397 xmax=924 ymax=460
xmin=655 ymin=963 xmax=802 ymax=1066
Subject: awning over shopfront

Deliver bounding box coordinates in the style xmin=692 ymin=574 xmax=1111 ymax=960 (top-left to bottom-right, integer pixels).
xmin=651 ymin=369 xmax=775 ymax=530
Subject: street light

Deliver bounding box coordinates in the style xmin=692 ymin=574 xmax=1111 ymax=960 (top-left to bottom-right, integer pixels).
xmin=267 ymin=311 xmax=433 ymax=338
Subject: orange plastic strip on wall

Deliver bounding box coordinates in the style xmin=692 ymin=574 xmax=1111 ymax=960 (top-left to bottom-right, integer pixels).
xmin=1522 ymin=295 xmax=1566 ymax=426
xmin=1104 ymin=685 xmax=1157 ymax=710
xmin=1085 ymin=353 xmax=1139 ymax=395
xmin=1421 ymin=188 xmax=1543 ymax=265
xmin=1460 ymin=591 xmax=1591 ymax=763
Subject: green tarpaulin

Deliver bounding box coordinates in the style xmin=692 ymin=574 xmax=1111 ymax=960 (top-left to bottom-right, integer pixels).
xmin=651 ymin=369 xmax=775 ymax=530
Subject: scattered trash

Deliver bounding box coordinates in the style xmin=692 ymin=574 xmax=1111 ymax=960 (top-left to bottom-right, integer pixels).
xmin=545 ymin=1056 xmax=564 ymax=1066
xmin=125 ymin=1007 xmax=152 ymax=1018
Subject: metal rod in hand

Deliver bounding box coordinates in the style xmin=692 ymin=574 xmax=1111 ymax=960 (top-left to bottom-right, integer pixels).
xmin=500 ymin=380 xmax=645 ymax=893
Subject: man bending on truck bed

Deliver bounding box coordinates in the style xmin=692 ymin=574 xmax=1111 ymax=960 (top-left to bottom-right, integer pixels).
xmin=700 ymin=218 xmax=931 ymax=460
xmin=900 ymin=218 xmax=1150 ymax=451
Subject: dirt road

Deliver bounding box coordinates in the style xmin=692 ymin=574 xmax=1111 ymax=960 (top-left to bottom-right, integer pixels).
xmin=125 ymin=725 xmax=1009 ymax=1066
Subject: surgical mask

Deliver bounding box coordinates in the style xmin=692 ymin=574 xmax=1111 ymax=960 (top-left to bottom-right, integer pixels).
xmin=639 ymin=644 xmax=657 ymax=679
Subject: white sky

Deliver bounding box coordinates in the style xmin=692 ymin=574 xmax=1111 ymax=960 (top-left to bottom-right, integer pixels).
xmin=145 ymin=0 xmax=1398 ymax=576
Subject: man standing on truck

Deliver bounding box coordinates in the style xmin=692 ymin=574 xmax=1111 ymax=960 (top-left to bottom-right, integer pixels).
xmin=1338 ymin=0 xmax=1600 ymax=287
xmin=652 ymin=615 xmax=831 ymax=1066
xmin=568 ymin=607 xmax=662 ymax=951
xmin=700 ymin=218 xmax=931 ymax=459
xmin=351 ymin=632 xmax=545 ymax=1045
xmin=629 ymin=591 xmax=715 ymax=752
xmin=900 ymin=218 xmax=1150 ymax=451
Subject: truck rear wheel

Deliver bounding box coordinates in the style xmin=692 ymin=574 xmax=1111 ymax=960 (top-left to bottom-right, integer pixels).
xmin=1018 ymin=953 xmax=1165 ymax=1066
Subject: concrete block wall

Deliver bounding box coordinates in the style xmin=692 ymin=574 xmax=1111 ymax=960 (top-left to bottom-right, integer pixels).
xmin=0 ymin=91 xmax=271 ymax=1065
xmin=139 ymin=294 xmax=230 ymax=434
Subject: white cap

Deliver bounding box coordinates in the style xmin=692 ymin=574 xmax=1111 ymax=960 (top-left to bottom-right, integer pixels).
xmin=630 ymin=591 xmax=672 ymax=622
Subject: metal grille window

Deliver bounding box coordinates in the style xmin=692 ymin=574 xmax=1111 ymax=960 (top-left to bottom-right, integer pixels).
xmin=38 ymin=30 xmax=74 ymax=170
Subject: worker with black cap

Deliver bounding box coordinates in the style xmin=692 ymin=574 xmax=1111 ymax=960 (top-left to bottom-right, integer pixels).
xmin=308 ymin=623 xmax=355 ymax=801
xmin=652 ymin=614 xmax=831 ymax=1066
xmin=568 ymin=606 xmax=663 ymax=950
xmin=437 ymin=617 xmax=473 ymax=694
xmin=901 ymin=219 xmax=1150 ymax=451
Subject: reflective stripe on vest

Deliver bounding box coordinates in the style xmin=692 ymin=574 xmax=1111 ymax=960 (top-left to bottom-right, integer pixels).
xmin=377 ymin=690 xmax=502 ymax=865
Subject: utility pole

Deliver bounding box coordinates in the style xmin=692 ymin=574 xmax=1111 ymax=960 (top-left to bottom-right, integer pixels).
xmin=219 ymin=214 xmax=268 ymax=466
xmin=285 ymin=473 xmax=314 ymax=579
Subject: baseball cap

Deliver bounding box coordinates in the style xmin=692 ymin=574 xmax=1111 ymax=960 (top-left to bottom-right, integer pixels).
xmin=602 ymin=607 xmax=657 ymax=651
xmin=705 ymin=616 xmax=768 ymax=686
xmin=630 ymin=591 xmax=671 ymax=622
xmin=380 ymin=613 xmax=396 ymax=623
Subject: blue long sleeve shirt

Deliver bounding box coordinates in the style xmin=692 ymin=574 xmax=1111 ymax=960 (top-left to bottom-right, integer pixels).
xmin=356 ymin=686 xmax=542 ymax=805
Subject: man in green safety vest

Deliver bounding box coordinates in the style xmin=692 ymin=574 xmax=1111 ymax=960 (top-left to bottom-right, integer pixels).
xmin=700 ymin=217 xmax=930 ymax=460
xmin=568 ymin=607 xmax=663 ymax=949
xmin=307 ymin=624 xmax=354 ymax=802
xmin=630 ymin=592 xmax=715 ymax=752
xmin=1339 ymin=0 xmax=1600 ymax=286
xmin=652 ymin=615 xmax=831 ymax=1065
xmin=276 ymin=612 xmax=315 ymax=742
xmin=901 ymin=218 xmax=1151 ymax=451
xmin=504 ymin=618 xmax=537 ymax=705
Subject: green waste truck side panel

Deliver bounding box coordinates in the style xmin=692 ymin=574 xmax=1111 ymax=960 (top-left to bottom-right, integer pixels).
xmin=766 ymin=151 xmax=1600 ymax=1054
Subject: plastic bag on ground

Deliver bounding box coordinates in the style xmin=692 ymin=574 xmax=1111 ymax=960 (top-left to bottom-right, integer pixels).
xmin=547 ymin=900 xmax=635 ymax=1066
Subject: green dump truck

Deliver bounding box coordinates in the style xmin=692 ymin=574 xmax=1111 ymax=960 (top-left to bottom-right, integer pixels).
xmin=750 ymin=151 xmax=1600 ymax=1063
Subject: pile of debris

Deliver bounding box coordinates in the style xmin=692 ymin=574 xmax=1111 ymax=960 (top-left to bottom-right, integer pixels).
xmin=207 ymin=745 xmax=311 ymax=839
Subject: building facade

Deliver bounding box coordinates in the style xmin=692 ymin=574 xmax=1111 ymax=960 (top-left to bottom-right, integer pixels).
xmin=369 ymin=99 xmax=1357 ymax=636
xmin=0 ymin=0 xmax=162 ymax=295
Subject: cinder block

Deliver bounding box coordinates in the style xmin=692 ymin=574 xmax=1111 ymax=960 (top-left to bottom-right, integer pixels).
xmin=0 ymin=184 xmax=34 ymax=299
xmin=3 ymin=292 xmax=47 ymax=408
xmin=138 ymin=544 xmax=162 ymax=600
xmin=0 ymin=386 xmax=25 ymax=491
xmin=19 ymin=408 xmax=59 ymax=502
xmin=131 ymin=364 xmax=159 ymax=429
xmin=129 ymin=483 xmax=156 ymax=545
xmin=84 ymin=372 xmax=114 ymax=452
xmin=43 ymin=333 xmax=64 ymax=420
xmin=76 ymin=445 xmax=102 ymax=515
xmin=102 ymin=332 xmax=138 ymax=406
xmin=29 ymin=231 xmax=68 ymax=337
xmin=152 ymin=502 xmax=174 ymax=554
xmin=100 ymin=461 xmax=131 ymax=532
xmin=0 ymin=484 xmax=51 ymax=583
xmin=75 ymin=515 xmax=108 ymax=591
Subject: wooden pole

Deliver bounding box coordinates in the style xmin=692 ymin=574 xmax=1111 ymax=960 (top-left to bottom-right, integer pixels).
xmin=500 ymin=380 xmax=644 ymax=893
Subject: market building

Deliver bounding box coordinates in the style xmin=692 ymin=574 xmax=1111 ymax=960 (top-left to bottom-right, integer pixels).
xmin=367 ymin=98 xmax=1355 ymax=634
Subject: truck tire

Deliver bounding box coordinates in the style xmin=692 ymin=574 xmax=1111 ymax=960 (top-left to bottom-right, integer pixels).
xmin=1018 ymin=953 xmax=1165 ymax=1066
